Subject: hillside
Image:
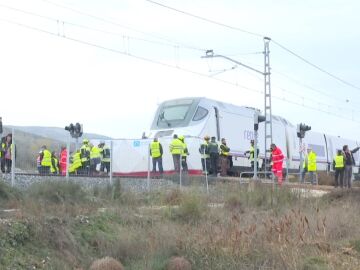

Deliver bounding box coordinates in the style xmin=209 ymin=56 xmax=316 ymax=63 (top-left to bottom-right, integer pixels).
xmin=4 ymin=126 xmax=111 ymax=142
xmin=1 ymin=126 xmax=111 ymax=172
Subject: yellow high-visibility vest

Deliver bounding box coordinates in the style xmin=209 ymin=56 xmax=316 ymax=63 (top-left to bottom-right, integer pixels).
xmin=334 ymin=155 xmax=344 ymax=168
xmin=169 ymin=139 xmax=183 ymax=155
xmin=220 ymin=144 xmax=229 ymax=156
xmin=51 ymin=157 xmax=58 ymax=173
xmin=41 ymin=149 xmax=52 ymax=167
xmin=305 ymin=151 xmax=317 ymax=172
xmin=100 ymin=145 xmax=111 ymax=162
xmin=69 ymin=152 xmax=82 ymax=173
xmin=150 ymin=141 xmax=161 ymax=158
xmin=90 ymin=146 xmax=101 ymax=159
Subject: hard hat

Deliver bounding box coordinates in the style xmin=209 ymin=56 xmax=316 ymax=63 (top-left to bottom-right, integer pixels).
xmin=204 ymin=135 xmax=210 ymax=140
xmin=83 ymin=138 xmax=89 ymax=144
xmin=179 ymin=135 xmax=185 ymax=140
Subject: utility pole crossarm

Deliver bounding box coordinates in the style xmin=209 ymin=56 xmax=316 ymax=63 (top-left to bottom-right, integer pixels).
xmin=201 ymin=54 xmax=264 ymax=75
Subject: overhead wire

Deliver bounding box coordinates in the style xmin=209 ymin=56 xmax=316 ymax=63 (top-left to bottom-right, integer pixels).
xmin=144 ymin=0 xmax=264 ymax=38
xmin=227 ymin=56 xmax=360 ymax=109
xmin=0 ymin=17 xmax=263 ymax=95
xmin=271 ymin=40 xmax=360 ymax=91
xmin=145 ymin=0 xmax=360 ymax=92
xmin=39 ymin=0 xmax=207 ymax=52
xmin=1 ymin=7 xmax=360 ymax=124
xmin=0 ymin=3 xmax=203 ymax=50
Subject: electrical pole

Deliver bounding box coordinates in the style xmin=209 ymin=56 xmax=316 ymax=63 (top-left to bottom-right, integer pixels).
xmin=202 ymin=39 xmax=273 ymax=177
xmin=263 ymin=37 xmax=272 ymax=177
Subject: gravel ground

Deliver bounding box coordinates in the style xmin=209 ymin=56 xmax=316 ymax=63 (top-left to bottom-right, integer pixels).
xmin=0 ymin=173 xmax=180 ymax=192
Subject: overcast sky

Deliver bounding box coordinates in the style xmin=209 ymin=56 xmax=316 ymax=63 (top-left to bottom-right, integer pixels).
xmin=1 ymin=0 xmax=360 ymax=139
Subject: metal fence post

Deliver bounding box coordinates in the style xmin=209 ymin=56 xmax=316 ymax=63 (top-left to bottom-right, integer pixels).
xmin=179 ymin=155 xmax=182 ymax=189
xmin=110 ymin=140 xmax=113 ymax=185
xmin=11 ymin=128 xmax=15 ymax=187
xmin=203 ymin=146 xmax=209 ymax=194
xmin=286 ymin=157 xmax=289 ymax=182
xmin=147 ymin=142 xmax=151 ymax=192
xmin=299 ymin=138 xmax=304 ymax=183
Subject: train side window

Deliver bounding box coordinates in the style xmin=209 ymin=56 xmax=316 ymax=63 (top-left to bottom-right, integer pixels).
xmin=193 ymin=106 xmax=208 ymax=121
xmin=308 ymin=144 xmax=325 ymax=156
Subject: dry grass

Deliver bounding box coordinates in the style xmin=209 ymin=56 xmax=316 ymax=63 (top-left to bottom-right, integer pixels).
xmin=1 ymin=181 xmax=360 ymax=269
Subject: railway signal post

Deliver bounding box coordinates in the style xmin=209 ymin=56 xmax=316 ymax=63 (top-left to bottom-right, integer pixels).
xmin=254 ymin=113 xmax=266 ymax=179
xmin=297 ymin=123 xmax=311 ymax=182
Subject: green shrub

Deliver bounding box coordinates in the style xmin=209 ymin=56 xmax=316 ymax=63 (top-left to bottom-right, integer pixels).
xmin=350 ymin=239 xmax=360 ymax=253
xmin=27 ymin=181 xmax=87 ymax=204
xmin=0 ymin=221 xmax=31 ymax=248
xmin=0 ymin=181 xmax=22 ymax=202
xmin=302 ymin=256 xmax=327 ymax=270
xmin=173 ymin=193 xmax=206 ymax=223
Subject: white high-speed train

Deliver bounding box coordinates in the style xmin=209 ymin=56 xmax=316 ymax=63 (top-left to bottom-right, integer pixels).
xmin=147 ymin=97 xmax=360 ymax=175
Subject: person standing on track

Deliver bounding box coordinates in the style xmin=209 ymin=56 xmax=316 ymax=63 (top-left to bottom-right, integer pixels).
xmin=150 ymin=137 xmax=164 ymax=174
xmin=333 ymin=149 xmax=345 ymax=188
xmin=343 ymin=145 xmax=360 ymax=188
xmin=270 ymin=143 xmax=284 ymax=185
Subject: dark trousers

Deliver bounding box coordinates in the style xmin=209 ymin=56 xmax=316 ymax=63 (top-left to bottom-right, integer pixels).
xmin=40 ymin=166 xmax=50 ymax=175
xmin=210 ymin=153 xmax=219 ymax=176
xmin=334 ymin=169 xmax=344 ymax=187
xmin=152 ymin=157 xmax=163 ymax=173
xmin=90 ymin=158 xmax=101 ymax=175
xmin=344 ymin=165 xmax=353 ymax=188
xmin=1 ymin=158 xmax=12 ymax=173
xmin=78 ymin=161 xmax=90 ymax=175
xmin=100 ymin=162 xmax=110 ymax=173
xmin=181 ymin=156 xmax=188 ymax=172
xmin=219 ymin=156 xmax=229 ymax=176
xmin=172 ymin=154 xmax=181 ymax=172
xmin=201 ymin=158 xmax=210 ymax=173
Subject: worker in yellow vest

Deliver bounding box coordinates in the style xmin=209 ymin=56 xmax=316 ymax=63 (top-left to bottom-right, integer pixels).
xmin=0 ymin=137 xmax=5 ymax=173
xmin=69 ymin=150 xmax=82 ymax=174
xmin=50 ymin=151 xmax=59 ymax=174
xmin=40 ymin=145 xmax=52 ymax=175
xmin=150 ymin=138 xmax=163 ymax=174
xmin=169 ymin=134 xmax=184 ymax=173
xmin=199 ymin=135 xmax=210 ymax=175
xmin=219 ymin=138 xmax=230 ymax=176
xmin=99 ymin=141 xmax=111 ymax=175
xmin=333 ymin=149 xmax=345 ymax=188
xmin=245 ymin=140 xmax=259 ymax=171
xmin=90 ymin=143 xmax=101 ymax=175
xmin=1 ymin=134 xmax=14 ymax=173
xmin=80 ymin=138 xmax=91 ymax=175
xmin=301 ymin=147 xmax=317 ymax=184
xmin=179 ymin=135 xmax=189 ymax=172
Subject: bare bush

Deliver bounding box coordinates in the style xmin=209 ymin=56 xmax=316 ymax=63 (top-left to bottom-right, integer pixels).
xmin=166 ymin=257 xmax=191 ymax=270
xmin=89 ymin=257 xmax=124 ymax=270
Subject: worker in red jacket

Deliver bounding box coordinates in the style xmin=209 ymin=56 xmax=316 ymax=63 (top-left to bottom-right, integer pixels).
xmin=59 ymin=146 xmax=68 ymax=176
xmin=270 ymin=143 xmax=284 ymax=185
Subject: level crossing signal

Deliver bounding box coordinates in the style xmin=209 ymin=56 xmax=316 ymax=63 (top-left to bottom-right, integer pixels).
xmin=297 ymin=123 xmax=311 ymax=138
xmin=65 ymin=122 xmax=83 ymax=138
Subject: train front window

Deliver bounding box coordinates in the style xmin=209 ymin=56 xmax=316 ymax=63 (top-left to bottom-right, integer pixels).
xmin=160 ymin=105 xmax=190 ymax=121
xmin=153 ymin=98 xmax=200 ymax=129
